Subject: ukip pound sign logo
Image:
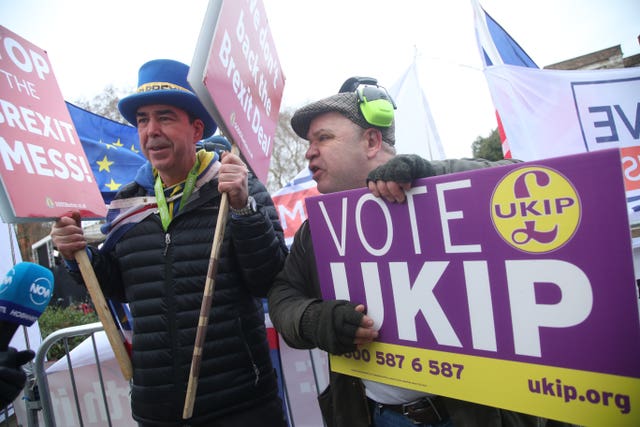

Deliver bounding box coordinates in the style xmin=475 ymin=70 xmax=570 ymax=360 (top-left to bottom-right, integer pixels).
xmin=491 ymin=166 xmax=581 ymax=254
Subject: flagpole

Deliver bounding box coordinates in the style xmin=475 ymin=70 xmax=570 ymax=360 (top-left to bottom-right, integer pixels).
xmin=183 ymin=143 xmax=238 ymax=419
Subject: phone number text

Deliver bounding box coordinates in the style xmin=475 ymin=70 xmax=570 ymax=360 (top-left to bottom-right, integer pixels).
xmin=342 ymin=349 xmax=464 ymax=379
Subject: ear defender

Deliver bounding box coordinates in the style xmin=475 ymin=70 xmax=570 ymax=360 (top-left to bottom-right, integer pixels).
xmin=356 ymin=85 xmax=397 ymax=128
xmin=338 ymin=76 xmax=397 ymax=128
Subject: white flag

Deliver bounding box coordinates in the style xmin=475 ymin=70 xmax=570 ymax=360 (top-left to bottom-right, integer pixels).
xmin=486 ymin=63 xmax=640 ymax=211
xmin=389 ymin=60 xmax=446 ymax=161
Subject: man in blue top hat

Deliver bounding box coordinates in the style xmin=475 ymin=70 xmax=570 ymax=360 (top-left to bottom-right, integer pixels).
xmin=51 ymin=59 xmax=288 ymax=427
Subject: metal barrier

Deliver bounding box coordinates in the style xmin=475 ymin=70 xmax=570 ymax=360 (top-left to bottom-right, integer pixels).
xmin=33 ymin=322 xmax=119 ymax=427
xmin=21 ymin=321 xmax=328 ymax=427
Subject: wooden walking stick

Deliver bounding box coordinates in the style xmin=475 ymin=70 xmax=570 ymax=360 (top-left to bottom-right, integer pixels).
xmin=183 ymin=144 xmax=237 ymax=419
xmin=75 ymin=248 xmax=133 ymax=381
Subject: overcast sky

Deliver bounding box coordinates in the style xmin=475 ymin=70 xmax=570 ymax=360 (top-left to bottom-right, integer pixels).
xmin=1 ymin=0 xmax=639 ymax=158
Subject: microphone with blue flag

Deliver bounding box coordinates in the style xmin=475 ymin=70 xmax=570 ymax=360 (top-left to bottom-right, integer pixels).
xmin=0 ymin=262 xmax=54 ymax=351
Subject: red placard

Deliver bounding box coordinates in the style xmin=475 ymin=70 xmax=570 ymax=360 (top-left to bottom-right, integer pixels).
xmin=0 ymin=26 xmax=106 ymax=221
xmin=188 ymin=0 xmax=285 ymax=183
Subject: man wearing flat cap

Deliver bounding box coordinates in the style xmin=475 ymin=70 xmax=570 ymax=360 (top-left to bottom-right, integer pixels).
xmin=51 ymin=59 xmax=288 ymax=426
xmin=267 ymin=80 xmax=566 ymax=427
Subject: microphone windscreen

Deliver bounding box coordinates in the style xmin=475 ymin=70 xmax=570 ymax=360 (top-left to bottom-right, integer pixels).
xmin=0 ymin=262 xmax=54 ymax=327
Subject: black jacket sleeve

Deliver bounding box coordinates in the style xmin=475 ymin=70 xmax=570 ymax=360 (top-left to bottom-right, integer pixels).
xmin=229 ymin=174 xmax=288 ymax=297
xmin=367 ymin=154 xmax=521 ymax=183
xmin=267 ymin=221 xmax=321 ymax=349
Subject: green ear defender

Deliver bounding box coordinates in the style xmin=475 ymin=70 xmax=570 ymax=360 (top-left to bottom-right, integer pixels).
xmin=357 ymin=86 xmax=397 ymax=128
xmin=338 ymin=76 xmax=397 ymax=128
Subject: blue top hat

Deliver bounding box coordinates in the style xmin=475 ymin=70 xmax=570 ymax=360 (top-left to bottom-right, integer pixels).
xmin=118 ymin=59 xmax=217 ymax=138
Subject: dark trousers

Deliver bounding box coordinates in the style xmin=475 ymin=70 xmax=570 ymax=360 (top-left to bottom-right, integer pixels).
xmin=138 ymin=396 xmax=288 ymax=427
xmin=443 ymin=398 xmax=580 ymax=427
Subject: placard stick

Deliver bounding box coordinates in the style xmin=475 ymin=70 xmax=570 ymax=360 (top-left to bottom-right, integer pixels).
xmin=75 ymin=249 xmax=133 ymax=380
xmin=183 ymin=144 xmax=238 ymax=419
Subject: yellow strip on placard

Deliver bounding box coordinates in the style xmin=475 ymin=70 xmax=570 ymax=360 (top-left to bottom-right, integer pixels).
xmin=330 ymin=342 xmax=639 ymax=427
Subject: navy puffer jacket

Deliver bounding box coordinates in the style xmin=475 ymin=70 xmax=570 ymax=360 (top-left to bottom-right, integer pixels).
xmin=84 ymin=164 xmax=287 ymax=426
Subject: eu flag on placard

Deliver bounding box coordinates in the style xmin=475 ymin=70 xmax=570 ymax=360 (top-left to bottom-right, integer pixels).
xmin=66 ymin=102 xmax=145 ymax=204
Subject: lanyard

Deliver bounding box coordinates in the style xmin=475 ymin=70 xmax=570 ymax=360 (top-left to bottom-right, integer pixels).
xmin=154 ymin=157 xmax=200 ymax=231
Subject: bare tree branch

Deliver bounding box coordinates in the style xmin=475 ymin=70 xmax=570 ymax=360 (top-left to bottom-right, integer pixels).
xmin=267 ymin=107 xmax=308 ymax=193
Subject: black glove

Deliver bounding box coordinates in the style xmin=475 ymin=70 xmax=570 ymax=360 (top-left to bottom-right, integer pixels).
xmin=300 ymin=300 xmax=364 ymax=355
xmin=367 ymin=154 xmax=436 ymax=184
xmin=0 ymin=347 xmax=35 ymax=408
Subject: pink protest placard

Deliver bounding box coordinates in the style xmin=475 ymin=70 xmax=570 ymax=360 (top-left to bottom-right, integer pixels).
xmin=189 ymin=0 xmax=285 ymax=183
xmin=306 ymin=149 xmax=640 ymax=426
xmin=0 ymin=26 xmax=106 ymax=222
